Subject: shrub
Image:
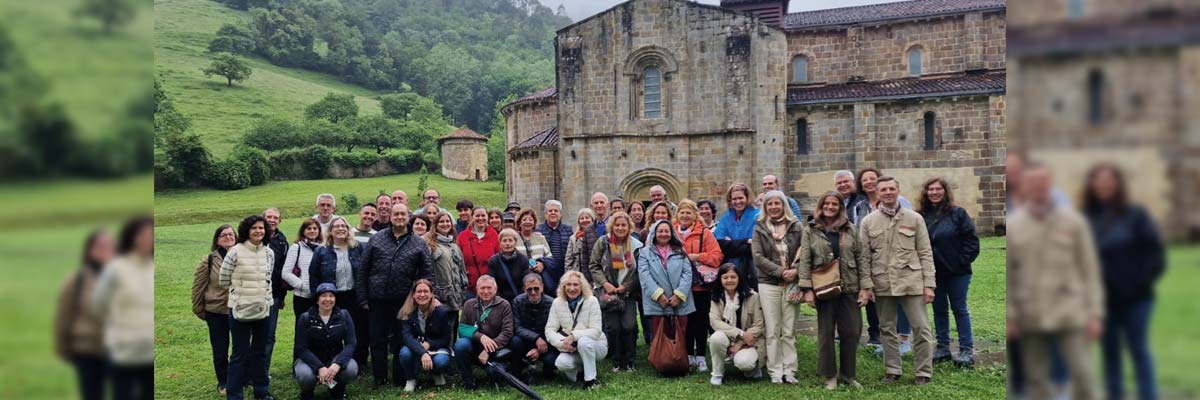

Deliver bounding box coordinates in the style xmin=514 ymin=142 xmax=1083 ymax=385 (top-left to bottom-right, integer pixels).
xmin=232 ymin=147 xmax=271 ymax=186
xmin=332 ymin=151 xmax=380 ymax=169
xmin=382 ymin=149 xmax=421 ymax=173
xmin=338 ymin=192 xmax=360 ymax=215
xmin=300 ymin=145 xmax=331 ymax=179
xmin=164 ymin=133 xmax=211 ymax=188
xmin=207 ymin=157 xmax=252 ymax=190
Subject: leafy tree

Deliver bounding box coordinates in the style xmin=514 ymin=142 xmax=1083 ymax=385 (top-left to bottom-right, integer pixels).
xmin=202 ymin=54 xmax=253 ymax=87
xmin=163 ymin=133 xmax=212 ymax=188
xmin=354 ymin=115 xmax=400 ymax=154
xmin=154 ymin=77 xmax=190 ymax=142
xmin=417 ymin=164 xmax=429 ymax=194
xmin=74 ymin=0 xmax=136 ymax=35
xmin=208 ymin=24 xmax=256 ymax=55
xmin=248 ymin=7 xmax=319 ymax=68
xmin=304 ymin=92 xmax=359 ymax=124
xmin=244 ymin=117 xmax=304 ymax=151
xmin=307 ymin=119 xmax=360 ymax=152
xmin=379 ymin=92 xmax=446 ymax=125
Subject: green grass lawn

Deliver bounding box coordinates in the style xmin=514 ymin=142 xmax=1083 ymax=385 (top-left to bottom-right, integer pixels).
xmin=154 ymin=0 xmax=385 ymax=156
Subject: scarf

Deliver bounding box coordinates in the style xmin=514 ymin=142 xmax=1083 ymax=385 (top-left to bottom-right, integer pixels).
xmin=654 ymin=244 xmax=672 ymax=268
xmin=575 ymin=225 xmax=589 ymax=239
xmin=879 ymin=203 xmax=900 ymax=218
xmin=768 ymin=222 xmax=789 ymax=268
xmin=814 ymin=213 xmax=848 ymax=234
xmin=567 ymin=296 xmax=581 ymax=313
xmin=437 ymin=234 xmax=456 ymax=244
xmin=722 ymin=291 xmax=740 ymax=327
xmin=609 ymin=236 xmax=629 ymax=270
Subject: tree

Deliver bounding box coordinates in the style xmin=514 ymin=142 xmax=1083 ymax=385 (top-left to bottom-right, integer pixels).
xmin=202 ymin=54 xmax=253 ymax=87
xmin=244 ymin=117 xmax=304 ymax=151
xmin=154 ymin=77 xmax=190 ymax=143
xmin=379 ymin=92 xmax=446 ymax=125
xmin=163 ymin=133 xmax=212 ymax=188
xmin=417 ymin=164 xmax=429 ymax=194
xmin=74 ymin=0 xmax=136 ymax=35
xmin=208 ymin=24 xmax=256 ymax=55
xmin=308 ymin=119 xmax=360 ymax=152
xmin=304 ymin=92 xmax=359 ymax=124
xmin=354 ymin=115 xmax=400 ymax=154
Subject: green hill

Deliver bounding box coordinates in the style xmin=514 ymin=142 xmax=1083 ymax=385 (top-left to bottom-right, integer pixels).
xmin=154 ymin=0 xmax=384 ymax=155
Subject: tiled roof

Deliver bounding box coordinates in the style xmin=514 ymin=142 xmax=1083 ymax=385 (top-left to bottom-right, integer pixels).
xmin=783 ymin=0 xmax=1005 ymax=30
xmin=437 ymin=127 xmax=488 ymax=142
xmin=720 ymin=0 xmax=783 ymax=5
xmin=787 ymin=70 xmax=1006 ymax=106
xmin=504 ymin=87 xmax=557 ymax=110
xmin=1009 ymin=11 xmax=1200 ymax=57
xmin=510 ymin=127 xmax=559 ymax=152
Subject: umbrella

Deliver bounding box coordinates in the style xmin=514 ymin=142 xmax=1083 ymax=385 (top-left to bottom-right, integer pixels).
xmin=484 ymin=349 xmax=543 ymax=400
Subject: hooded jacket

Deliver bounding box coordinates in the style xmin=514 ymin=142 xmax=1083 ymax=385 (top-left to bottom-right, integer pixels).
xmin=638 ymin=220 xmax=696 ymax=316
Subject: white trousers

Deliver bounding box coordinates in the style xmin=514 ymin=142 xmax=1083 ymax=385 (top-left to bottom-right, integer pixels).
xmin=555 ymin=336 xmax=608 ymax=382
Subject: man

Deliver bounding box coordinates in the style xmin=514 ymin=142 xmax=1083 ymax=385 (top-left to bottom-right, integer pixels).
xmin=391 ymin=190 xmax=409 ymax=211
xmin=508 ymin=274 xmax=558 ymax=382
xmin=1007 ymin=163 xmax=1103 ymax=400
xmin=535 ymin=200 xmax=572 ymax=292
xmin=834 ymin=170 xmax=861 ymax=217
xmin=590 ymin=192 xmax=609 ymax=236
xmin=263 ymin=207 xmax=289 ymax=371
xmin=314 ymin=193 xmax=340 ymax=234
xmin=454 ymin=275 xmax=515 ymax=390
xmin=353 ymin=203 xmax=378 ymax=244
xmin=373 ymin=194 xmax=393 ymax=232
xmin=1005 ymin=151 xmax=1070 ymax=210
xmin=647 ymin=185 xmax=677 ymax=212
xmin=859 ymin=176 xmax=936 ymax=386
xmin=422 ymin=189 xmax=441 ymax=207
xmin=761 ymin=175 xmax=802 ymax=221
xmin=609 ymin=198 xmax=626 ymax=215
xmin=501 ymin=212 xmax=517 ymax=232
xmin=505 ymin=201 xmax=522 ymax=214
xmin=355 ymin=204 xmax=436 ymax=387
xmin=456 ymin=200 xmax=475 ymax=233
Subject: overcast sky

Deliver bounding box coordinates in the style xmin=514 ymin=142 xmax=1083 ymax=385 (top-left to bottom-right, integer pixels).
xmin=540 ymin=0 xmax=903 ymax=22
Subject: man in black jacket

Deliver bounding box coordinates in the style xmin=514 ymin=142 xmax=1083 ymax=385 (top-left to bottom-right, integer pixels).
xmin=535 ymin=200 xmax=572 ymax=292
xmin=507 ymin=274 xmax=558 ymax=382
xmin=263 ymin=207 xmax=289 ymax=372
xmin=294 ymin=284 xmax=358 ymax=400
xmin=355 ymin=204 xmax=436 ymax=386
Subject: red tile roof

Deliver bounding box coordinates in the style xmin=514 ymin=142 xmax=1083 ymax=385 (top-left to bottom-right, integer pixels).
xmin=437 ymin=127 xmax=488 ymax=143
xmin=787 ymin=70 xmax=1005 ymax=106
xmin=503 ymin=87 xmax=557 ymax=111
xmin=509 ymin=127 xmax=559 ymax=152
xmin=784 ymin=0 xmax=1005 ymax=30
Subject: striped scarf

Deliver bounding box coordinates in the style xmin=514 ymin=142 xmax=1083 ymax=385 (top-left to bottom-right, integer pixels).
xmin=609 ymin=236 xmax=629 ymax=270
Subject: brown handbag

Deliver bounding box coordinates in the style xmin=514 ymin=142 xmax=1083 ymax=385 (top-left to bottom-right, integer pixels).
xmin=648 ymin=314 xmax=689 ymax=377
xmin=811 ymin=258 xmax=843 ymax=300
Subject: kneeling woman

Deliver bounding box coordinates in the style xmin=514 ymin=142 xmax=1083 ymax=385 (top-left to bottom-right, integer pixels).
xmin=708 ymin=264 xmax=765 ymax=385
xmin=545 ymin=271 xmax=607 ymax=388
xmin=294 ymin=284 xmax=359 ymax=400
xmin=397 ymin=279 xmax=454 ymax=392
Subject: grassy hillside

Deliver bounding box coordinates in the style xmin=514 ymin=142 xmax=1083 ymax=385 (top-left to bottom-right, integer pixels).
xmin=154 ymin=0 xmax=384 ymax=155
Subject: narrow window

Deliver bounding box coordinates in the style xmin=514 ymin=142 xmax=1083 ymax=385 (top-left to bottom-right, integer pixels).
xmin=644 ymin=67 xmax=661 ymax=118
xmin=923 ymin=112 xmax=936 ymax=150
xmin=908 ymin=47 xmax=923 ymax=76
xmin=792 ymin=55 xmax=808 ymax=83
xmin=796 ymin=118 xmax=809 ymax=155
xmin=1087 ymin=69 xmax=1104 ymax=125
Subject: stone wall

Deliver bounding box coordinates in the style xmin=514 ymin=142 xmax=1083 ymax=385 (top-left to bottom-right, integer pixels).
xmin=440 ymin=139 xmax=488 ymax=181
xmin=1007 ymin=0 xmax=1197 ymax=27
xmin=504 ymin=102 xmax=558 ymax=149
xmin=509 ymin=149 xmax=560 ymax=209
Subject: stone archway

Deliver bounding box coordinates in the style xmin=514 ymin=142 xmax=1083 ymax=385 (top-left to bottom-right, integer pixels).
xmin=620 ymin=168 xmax=683 ymax=205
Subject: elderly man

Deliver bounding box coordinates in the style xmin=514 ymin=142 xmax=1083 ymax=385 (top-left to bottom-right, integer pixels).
xmin=391 ymin=190 xmax=409 ymax=211
xmin=760 ymin=175 xmax=802 ymax=221
xmin=353 ymin=203 xmax=378 ymax=244
xmin=1007 ymin=163 xmax=1103 ymax=400
xmin=454 ymin=275 xmax=515 ymax=390
xmin=833 ymin=171 xmax=863 ymax=222
xmin=373 ymin=194 xmax=393 ymax=232
xmin=859 ymin=176 xmax=936 ymax=386
xmin=314 ymin=193 xmax=341 ymax=233
xmin=590 ymin=192 xmax=610 ymax=236
xmin=647 ymin=185 xmax=677 ymax=212
xmin=536 ymin=200 xmax=572 ymax=291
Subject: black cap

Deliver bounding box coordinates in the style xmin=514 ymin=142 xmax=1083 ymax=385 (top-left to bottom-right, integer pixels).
xmin=505 ymin=201 xmax=521 ymax=212
xmin=502 ymin=211 xmax=516 ymax=221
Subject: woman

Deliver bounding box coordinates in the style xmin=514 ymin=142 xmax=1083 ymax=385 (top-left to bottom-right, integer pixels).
xmin=55 ymin=229 xmax=114 ymax=400
xmin=854 ymin=167 xmax=913 ymax=349
xmin=283 ymin=218 xmax=325 ymax=318
xmin=675 ymin=200 xmax=724 ymax=372
xmin=397 ymin=279 xmax=455 ymax=392
xmin=589 ymin=212 xmax=642 ymax=372
xmin=422 ymin=203 xmax=441 ymax=222
xmin=515 ymin=208 xmax=556 ymax=289
xmin=487 ymin=208 xmax=504 ymax=233
xmin=917 ymin=177 xmax=981 ymax=367
xmin=564 ymin=208 xmax=598 ymax=280
xmin=794 ymin=191 xmax=870 ymax=390
xmin=714 ymin=184 xmax=760 ymax=288
xmin=191 ymin=225 xmax=235 ymax=395
xmin=697 ymin=200 xmax=718 ymax=231
xmin=458 ymin=207 xmax=501 ymax=297
xmin=546 ymin=271 xmax=607 ymax=388
xmin=629 ymin=201 xmax=647 ymax=239
xmin=640 ymin=201 xmax=674 ymax=240
xmin=707 ymin=264 xmax=765 ymax=385
xmin=426 ymin=211 xmax=468 ymax=320
xmin=488 ymin=228 xmax=531 ymax=302
xmin=294 ymin=284 xmax=359 ymax=400
xmin=1081 ymin=164 xmax=1164 ymax=400
xmin=309 ymin=216 xmax=369 ymax=371
xmin=750 ymin=190 xmax=803 ymax=384
xmin=92 ymin=217 xmax=155 ymax=400
xmin=410 ymin=214 xmax=431 ymax=236
xmin=218 ymin=215 xmax=276 ymax=400
xmin=637 ymin=219 xmax=695 ymax=375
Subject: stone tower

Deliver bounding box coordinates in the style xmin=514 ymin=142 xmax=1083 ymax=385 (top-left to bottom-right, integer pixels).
xmin=437 ymin=127 xmax=488 ymax=182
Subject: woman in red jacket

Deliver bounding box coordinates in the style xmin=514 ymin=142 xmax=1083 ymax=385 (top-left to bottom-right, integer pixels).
xmin=457 ymin=207 xmax=500 ymax=299
xmin=674 ymin=199 xmax=724 ymax=372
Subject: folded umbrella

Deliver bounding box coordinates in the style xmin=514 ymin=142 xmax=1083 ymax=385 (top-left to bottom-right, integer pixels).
xmin=484 ymin=349 xmax=543 ymax=400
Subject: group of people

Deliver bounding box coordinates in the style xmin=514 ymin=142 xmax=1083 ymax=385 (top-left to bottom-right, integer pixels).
xmin=178 ymin=165 xmax=989 ymax=400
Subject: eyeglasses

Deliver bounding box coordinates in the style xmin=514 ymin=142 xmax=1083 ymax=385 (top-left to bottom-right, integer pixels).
xmin=525 ymin=287 xmax=541 ymax=293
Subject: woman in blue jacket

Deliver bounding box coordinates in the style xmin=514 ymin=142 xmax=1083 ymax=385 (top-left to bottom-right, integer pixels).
xmin=638 ymin=219 xmax=695 ymax=375
xmin=309 ymin=216 xmax=368 ymax=370
xmin=396 ymin=279 xmax=455 ymax=392
xmin=713 ymin=183 xmax=760 ymax=290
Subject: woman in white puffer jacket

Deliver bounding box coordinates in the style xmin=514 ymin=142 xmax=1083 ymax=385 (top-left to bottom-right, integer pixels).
xmin=545 ymin=270 xmax=607 ymax=389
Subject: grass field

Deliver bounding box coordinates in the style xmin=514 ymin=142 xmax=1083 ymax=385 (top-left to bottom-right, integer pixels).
xmin=154 ymin=0 xmax=385 ymax=155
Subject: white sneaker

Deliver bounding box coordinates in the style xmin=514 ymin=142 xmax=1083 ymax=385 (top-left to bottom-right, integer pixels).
xmin=825 ymin=377 xmax=838 ymax=390
xmin=403 ymin=379 xmax=416 ymax=392
xmin=710 ymin=376 xmax=723 ymax=386
xmin=696 ymin=358 xmax=708 ymax=372
xmin=771 ymin=376 xmax=783 ymax=384
xmin=433 ymin=374 xmax=446 ymax=386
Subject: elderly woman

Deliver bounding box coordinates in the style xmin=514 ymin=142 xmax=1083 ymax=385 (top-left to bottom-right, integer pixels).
xmin=564 ymin=208 xmax=599 ymax=283
xmin=309 ymin=216 xmax=368 ymax=371
xmin=674 ymin=199 xmax=724 ymax=372
xmin=714 ymin=184 xmax=760 ymax=288
xmin=794 ymin=191 xmax=870 ymax=390
xmin=589 ymin=212 xmax=643 ymax=372
xmin=294 ymin=283 xmax=359 ymax=400
xmin=918 ymin=177 xmax=981 ymax=367
xmin=426 ymin=211 xmax=468 ymax=321
xmin=188 ymin=225 xmax=234 ymax=395
xmin=397 ymin=279 xmax=454 ymax=392
xmin=283 ymin=218 xmax=326 ymax=319
xmin=638 ymin=219 xmax=695 ymax=375
xmin=488 ymin=228 xmax=532 ymax=303
xmin=55 ymin=229 xmax=115 ymax=400
xmin=515 ymin=208 xmax=557 ymax=290
xmin=708 ymin=264 xmax=765 ymax=385
xmin=545 ymin=270 xmax=607 ymax=388
xmin=750 ymin=190 xmax=804 ymax=384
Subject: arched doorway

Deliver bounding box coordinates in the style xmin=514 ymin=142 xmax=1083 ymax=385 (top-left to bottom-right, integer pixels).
xmin=620 ymin=168 xmax=683 ymax=205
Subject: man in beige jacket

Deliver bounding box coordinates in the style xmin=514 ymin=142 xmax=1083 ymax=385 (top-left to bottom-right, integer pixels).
xmin=859 ymin=176 xmax=936 ymax=385
xmin=1007 ymin=163 xmax=1103 ymax=400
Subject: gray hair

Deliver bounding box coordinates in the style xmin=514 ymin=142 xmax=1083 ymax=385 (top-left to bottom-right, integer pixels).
xmin=757 ymin=190 xmax=796 ymax=221
xmin=544 ymin=199 xmax=563 ymax=211
xmin=649 ymin=185 xmax=666 ymax=194
xmin=523 ymin=273 xmax=543 ymax=286
xmin=577 ymin=208 xmax=597 ymax=221
xmin=590 ymin=192 xmax=609 ymax=202
xmin=476 ymin=274 xmax=497 ymax=287
xmin=263 ymin=207 xmax=280 ymax=216
xmin=316 ymin=193 xmax=336 ymax=207
xmin=834 ymin=170 xmax=855 ymax=181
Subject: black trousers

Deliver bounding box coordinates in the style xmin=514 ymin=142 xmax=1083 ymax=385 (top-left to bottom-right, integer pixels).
xmin=111 ymin=364 xmax=153 ymax=400
xmin=292 ymin=295 xmax=315 ymax=319
xmin=204 ymin=312 xmax=231 ymax=387
xmin=508 ymin=336 xmax=560 ymax=377
xmin=336 ymin=291 xmax=369 ymax=371
xmin=816 ymin=294 xmax=861 ymax=379
xmin=602 ymin=299 xmax=638 ymax=367
xmin=70 ymin=355 xmax=108 ymax=400
xmin=368 ymin=299 xmax=404 ymax=384
xmin=685 ymin=290 xmax=712 ymax=358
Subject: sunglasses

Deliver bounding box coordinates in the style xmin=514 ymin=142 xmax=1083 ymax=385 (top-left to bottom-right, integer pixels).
xmin=525 ymin=287 xmax=541 ymax=293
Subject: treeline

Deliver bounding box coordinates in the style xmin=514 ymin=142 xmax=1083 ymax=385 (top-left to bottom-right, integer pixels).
xmin=207 ymin=0 xmax=568 ymax=132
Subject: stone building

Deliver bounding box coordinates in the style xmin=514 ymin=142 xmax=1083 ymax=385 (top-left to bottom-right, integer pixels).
xmin=1008 ymin=0 xmax=1200 ymax=239
xmin=503 ymin=0 xmax=1008 ymax=233
xmin=438 ymin=127 xmax=488 ymax=181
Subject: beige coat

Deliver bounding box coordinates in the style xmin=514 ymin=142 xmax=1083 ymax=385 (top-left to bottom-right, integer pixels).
xmin=858 ymin=208 xmax=935 ymax=296
xmin=54 ymin=267 xmax=104 ymax=358
xmin=192 ymin=250 xmax=231 ymax=317
xmin=709 ymin=291 xmax=766 ymax=366
xmin=91 ymin=255 xmax=155 ymax=366
xmin=1007 ymin=206 xmax=1104 ymax=332
xmin=218 ymin=241 xmax=275 ymax=314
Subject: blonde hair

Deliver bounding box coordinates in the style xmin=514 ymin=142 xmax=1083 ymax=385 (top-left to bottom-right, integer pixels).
xmin=556 ymin=270 xmax=593 ymax=299
xmin=605 ymin=211 xmax=633 ymax=234
xmin=324 ymin=216 xmax=358 ymax=248
xmin=645 ymin=201 xmax=674 ymax=225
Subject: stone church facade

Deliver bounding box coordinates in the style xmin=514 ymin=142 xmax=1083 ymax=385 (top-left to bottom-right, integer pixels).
xmin=503 ymin=0 xmax=1007 ymax=233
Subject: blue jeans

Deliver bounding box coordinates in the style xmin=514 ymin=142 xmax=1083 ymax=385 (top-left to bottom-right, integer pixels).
xmin=397 ymin=346 xmax=451 ymax=379
xmin=933 ymin=274 xmax=974 ymax=351
xmin=454 ymin=338 xmax=487 ymax=384
xmin=204 ymin=312 xmax=231 ymax=387
xmin=263 ymin=302 xmax=280 ymax=372
xmin=227 ymin=314 xmax=271 ymax=400
xmin=1103 ymin=299 xmax=1157 ymax=400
